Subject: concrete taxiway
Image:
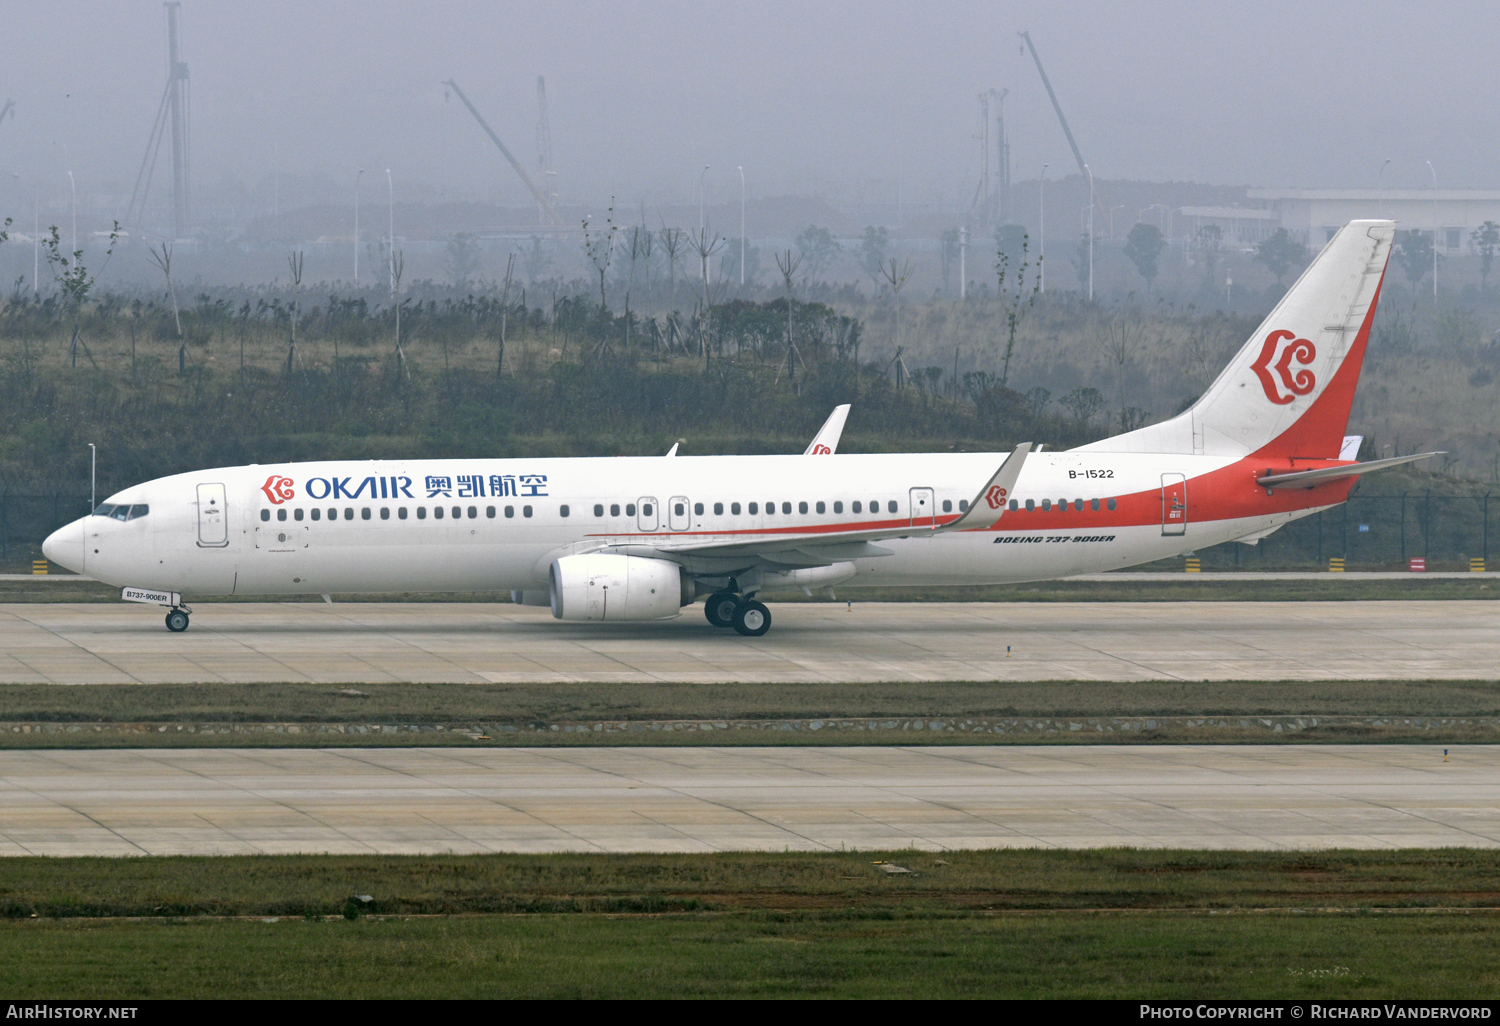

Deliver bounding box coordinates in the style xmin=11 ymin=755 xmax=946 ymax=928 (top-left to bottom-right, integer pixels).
xmin=1 ymin=599 xmax=1497 ymax=684
xmin=0 ymin=744 xmax=1491 ymax=856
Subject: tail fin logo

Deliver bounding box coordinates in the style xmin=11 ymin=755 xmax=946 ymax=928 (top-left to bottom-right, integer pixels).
xmin=260 ymin=475 xmax=295 ymax=505
xmin=1250 ymin=329 xmax=1318 ymax=405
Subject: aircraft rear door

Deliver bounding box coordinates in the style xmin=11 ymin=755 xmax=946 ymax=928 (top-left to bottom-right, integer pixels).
xmin=197 ymin=483 xmax=229 ymax=547
xmin=909 ymin=487 xmax=936 ymax=529
xmin=1161 ymin=474 xmax=1187 ymax=536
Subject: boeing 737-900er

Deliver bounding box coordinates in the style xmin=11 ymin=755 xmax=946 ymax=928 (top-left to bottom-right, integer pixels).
xmin=44 ymin=219 xmax=1436 ymax=636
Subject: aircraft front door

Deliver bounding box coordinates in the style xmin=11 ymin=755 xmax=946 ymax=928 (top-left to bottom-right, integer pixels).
xmin=909 ymin=487 xmax=936 ymax=529
xmin=637 ymin=496 xmax=659 ymax=532
xmin=1161 ymin=473 xmax=1187 ymax=536
xmin=197 ymin=483 xmax=229 ymax=547
xmin=668 ymin=495 xmax=691 ymax=531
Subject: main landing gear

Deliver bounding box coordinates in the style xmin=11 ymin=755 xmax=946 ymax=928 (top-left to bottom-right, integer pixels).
xmin=164 ymin=607 xmax=191 ymax=633
xmin=703 ymin=591 xmax=772 ymax=637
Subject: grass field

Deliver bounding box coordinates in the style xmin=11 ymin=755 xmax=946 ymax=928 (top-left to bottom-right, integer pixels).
xmin=3 ymin=850 xmax=1499 ymax=998
xmin=2 ymin=678 xmax=1499 ymax=749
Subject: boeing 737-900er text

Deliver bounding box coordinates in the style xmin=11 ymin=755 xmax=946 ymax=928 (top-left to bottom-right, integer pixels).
xmin=44 ymin=220 xmax=1436 ymax=636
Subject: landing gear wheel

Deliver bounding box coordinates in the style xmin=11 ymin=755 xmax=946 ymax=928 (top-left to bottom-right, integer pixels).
xmin=165 ymin=609 xmax=190 ymax=633
xmin=732 ymin=599 xmax=771 ymax=637
xmin=704 ymin=592 xmax=740 ymax=628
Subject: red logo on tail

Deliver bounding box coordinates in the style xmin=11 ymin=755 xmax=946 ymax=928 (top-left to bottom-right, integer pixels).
xmin=260 ymin=475 xmax=295 ymax=505
xmin=985 ymin=486 xmax=1007 ymax=510
xmin=1250 ymin=329 xmax=1317 ymax=405
xmin=810 ymin=444 xmax=832 ymax=455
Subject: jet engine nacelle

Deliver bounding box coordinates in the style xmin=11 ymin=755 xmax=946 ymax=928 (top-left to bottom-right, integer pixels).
xmin=549 ymin=553 xmax=689 ymax=621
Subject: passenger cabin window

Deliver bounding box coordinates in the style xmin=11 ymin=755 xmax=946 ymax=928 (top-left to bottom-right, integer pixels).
xmin=486 ymin=506 xmax=495 ymax=518
xmin=625 ymin=504 xmax=636 ymax=517
xmin=452 ymin=506 xmax=462 ymax=519
xmin=277 ymin=509 xmax=287 ymax=521
xmin=417 ymin=507 xmax=427 ymax=520
xmin=942 ymin=500 xmax=952 ymax=513
xmin=714 ymin=502 xmax=724 ymax=515
xmin=731 ymin=502 xmax=741 ymax=515
xmin=1107 ymin=498 xmax=1117 ymax=511
xmin=674 ymin=502 xmax=685 ymax=516
xmin=505 ymin=506 xmax=515 ymax=518
xmin=1091 ymin=499 xmax=1100 ymax=511
xmin=327 ymin=508 xmax=337 ymax=521
xmin=781 ymin=501 xmax=791 ymax=514
xmin=362 ymin=508 xmax=371 ymax=520
xmin=1008 ymin=500 xmax=1018 ymax=512
xmin=887 ymin=500 xmax=898 ymax=514
xmin=1025 ymin=499 xmax=1035 ymax=511
xmin=764 ymin=502 xmax=775 ymax=516
xmin=799 ymin=502 xmax=809 ymax=514
xmin=852 ymin=501 xmax=862 ymax=514
xmin=560 ymin=505 xmax=569 ymax=517
xmin=748 ymin=502 xmax=758 ymax=514
xmin=641 ymin=503 xmax=652 ymax=517
xmin=815 ymin=501 xmax=824 ymax=514
xmin=523 ymin=505 xmax=533 ymax=518
xmin=594 ymin=504 xmax=605 ymax=517
xmin=694 ymin=502 xmax=704 ymax=515
xmin=611 ymin=504 xmax=621 ymax=517
xmin=260 ymin=509 xmax=270 ymax=522
xmin=311 ymin=509 xmax=321 ymax=521
xmin=399 ymin=508 xmax=409 ymax=519
xmin=434 ymin=507 xmax=444 ymax=519
xmin=1041 ymin=499 xmax=1052 ymax=511
xmin=468 ymin=506 xmax=478 ymax=519
xmin=833 ymin=501 xmax=843 ymax=514
xmin=380 ymin=508 xmax=390 ymax=520
xmin=959 ymin=500 xmax=968 ymax=512
xmin=294 ymin=508 xmax=304 ymax=521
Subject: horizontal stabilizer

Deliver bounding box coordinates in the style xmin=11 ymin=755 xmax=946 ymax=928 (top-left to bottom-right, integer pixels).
xmin=1256 ymin=451 xmax=1441 ymax=489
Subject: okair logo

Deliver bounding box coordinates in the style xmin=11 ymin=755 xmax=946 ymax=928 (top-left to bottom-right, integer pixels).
xmin=810 ymin=443 xmax=832 ymax=455
xmin=985 ymin=485 xmax=1008 ymax=510
xmin=1250 ymin=329 xmax=1317 ymax=405
xmin=260 ymin=475 xmax=295 ymax=505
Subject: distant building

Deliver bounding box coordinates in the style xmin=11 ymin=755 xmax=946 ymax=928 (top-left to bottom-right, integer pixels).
xmin=1177 ymin=207 xmax=1280 ymax=247
xmin=1247 ymin=189 xmax=1500 ymax=253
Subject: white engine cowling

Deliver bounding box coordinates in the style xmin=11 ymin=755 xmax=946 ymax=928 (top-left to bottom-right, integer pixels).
xmin=549 ymin=554 xmax=688 ymax=621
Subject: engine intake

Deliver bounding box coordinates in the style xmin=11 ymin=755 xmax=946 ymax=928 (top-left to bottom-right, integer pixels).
xmin=549 ymin=553 xmax=689 ymax=621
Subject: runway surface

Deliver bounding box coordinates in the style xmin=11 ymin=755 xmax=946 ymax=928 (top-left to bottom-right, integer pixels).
xmin=0 ymin=744 xmax=1491 ymax=856
xmin=1 ymin=600 xmax=1497 ymax=684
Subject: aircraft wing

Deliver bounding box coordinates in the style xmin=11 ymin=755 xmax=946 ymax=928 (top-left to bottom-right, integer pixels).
xmin=607 ymin=444 xmax=1031 ymax=569
xmin=803 ymin=405 xmax=851 ymax=455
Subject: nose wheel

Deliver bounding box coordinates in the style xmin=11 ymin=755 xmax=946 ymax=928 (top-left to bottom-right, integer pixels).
xmin=165 ymin=608 xmax=190 ymax=633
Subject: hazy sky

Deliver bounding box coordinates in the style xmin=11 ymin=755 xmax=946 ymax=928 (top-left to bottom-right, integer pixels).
xmin=2 ymin=0 xmax=1497 ymax=218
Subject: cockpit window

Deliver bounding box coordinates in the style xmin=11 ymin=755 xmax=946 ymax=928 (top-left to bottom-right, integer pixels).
xmin=93 ymin=503 xmax=148 ymax=521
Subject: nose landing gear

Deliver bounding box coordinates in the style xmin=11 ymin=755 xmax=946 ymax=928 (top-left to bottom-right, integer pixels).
xmin=703 ymin=591 xmax=772 ymax=637
xmin=165 ymin=607 xmax=191 ymax=633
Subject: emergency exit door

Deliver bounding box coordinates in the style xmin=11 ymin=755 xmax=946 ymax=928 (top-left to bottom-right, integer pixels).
xmin=1161 ymin=473 xmax=1187 ymax=536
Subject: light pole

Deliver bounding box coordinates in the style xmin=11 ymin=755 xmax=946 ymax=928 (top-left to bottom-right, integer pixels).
xmin=959 ymin=226 xmax=968 ymax=299
xmin=386 ymin=169 xmax=394 ymax=296
xmin=67 ymin=171 xmax=76 ymax=257
xmin=1084 ymin=163 xmax=1094 ymax=302
xmin=698 ymin=165 xmax=710 ymax=232
xmin=1039 ymin=164 xmax=1047 ymax=293
xmin=88 ymin=443 xmax=96 ymax=513
xmin=737 ymin=165 xmax=745 ymax=286
xmin=1378 ymin=158 xmax=1391 ymax=220
xmin=1426 ymin=160 xmax=1438 ymax=299
xmin=354 ymin=169 xmax=364 ymax=285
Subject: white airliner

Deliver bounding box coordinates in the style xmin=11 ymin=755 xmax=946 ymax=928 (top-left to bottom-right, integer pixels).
xmin=45 ymin=220 xmax=1434 ymax=636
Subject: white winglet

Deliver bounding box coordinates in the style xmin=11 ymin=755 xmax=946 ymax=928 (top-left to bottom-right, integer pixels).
xmin=803 ymin=405 xmax=851 ymax=455
xmin=941 ymin=444 xmax=1032 ymax=531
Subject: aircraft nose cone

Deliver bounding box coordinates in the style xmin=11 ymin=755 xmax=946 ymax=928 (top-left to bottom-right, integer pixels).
xmin=42 ymin=519 xmax=86 ymax=575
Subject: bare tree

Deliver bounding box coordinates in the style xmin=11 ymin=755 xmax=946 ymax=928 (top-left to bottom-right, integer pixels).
xmin=623 ymin=225 xmax=651 ymax=349
xmin=392 ymin=250 xmax=407 ymax=386
xmin=775 ymin=249 xmax=803 ymax=385
xmin=1098 ymin=314 xmax=1138 ymax=432
xmin=996 ymin=233 xmax=1040 ymax=387
xmin=497 ymin=252 xmax=516 ymax=377
xmin=286 ymin=250 xmax=303 ymax=374
xmin=686 ymin=228 xmax=726 ymax=363
xmin=147 ymin=242 xmax=184 ymax=375
xmin=879 ymin=258 xmax=914 ymax=371
xmin=582 ymin=203 xmax=617 ymax=312
xmin=657 ymin=227 xmax=684 ymax=308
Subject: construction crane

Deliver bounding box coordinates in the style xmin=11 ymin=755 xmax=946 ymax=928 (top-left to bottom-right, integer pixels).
xmin=126 ymin=2 xmax=191 ymax=238
xmin=0 ymin=99 xmax=14 ymax=128
xmin=1019 ymin=30 xmax=1104 ymax=223
xmin=543 ymin=74 xmax=561 ymax=208
xmin=444 ymin=78 xmax=562 ymax=225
